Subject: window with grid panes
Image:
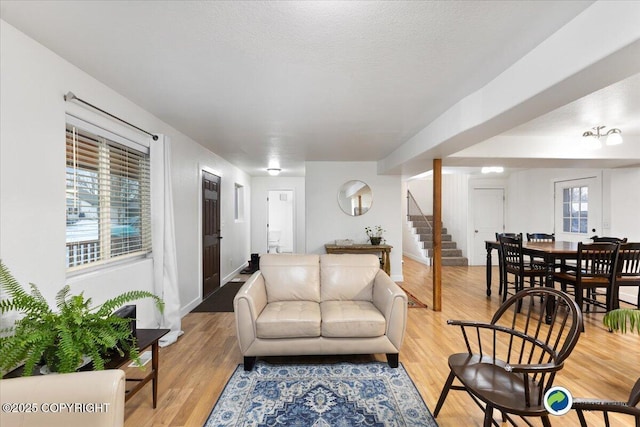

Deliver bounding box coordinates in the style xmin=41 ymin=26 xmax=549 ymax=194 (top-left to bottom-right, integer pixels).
xmin=562 ymin=186 xmax=588 ymax=234
xmin=66 ymin=119 xmax=151 ymax=270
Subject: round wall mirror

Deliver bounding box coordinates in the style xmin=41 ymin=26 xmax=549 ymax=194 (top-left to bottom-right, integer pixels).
xmin=337 ymin=180 xmax=372 ymax=216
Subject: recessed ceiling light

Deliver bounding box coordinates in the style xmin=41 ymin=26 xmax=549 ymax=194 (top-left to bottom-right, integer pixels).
xmin=481 ymin=166 xmax=504 ymax=174
xmin=267 ymin=168 xmax=281 ymax=176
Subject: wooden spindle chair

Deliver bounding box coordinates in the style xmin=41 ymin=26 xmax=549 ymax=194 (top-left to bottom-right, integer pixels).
xmin=614 ymin=242 xmax=640 ymax=309
xmin=572 ymin=377 xmax=640 ymax=427
xmin=499 ymin=234 xmax=547 ymax=304
xmin=553 ymin=242 xmax=620 ymax=313
xmin=434 ymin=287 xmax=582 ymax=427
xmin=496 ymin=232 xmax=520 ymax=297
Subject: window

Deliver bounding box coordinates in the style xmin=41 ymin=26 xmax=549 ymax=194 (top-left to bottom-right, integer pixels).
xmin=234 ymin=183 xmax=244 ymax=221
xmin=66 ymin=119 xmax=151 ymax=270
xmin=562 ymin=186 xmax=588 ymax=233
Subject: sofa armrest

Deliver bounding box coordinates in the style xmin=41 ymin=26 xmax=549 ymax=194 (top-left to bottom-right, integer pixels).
xmin=372 ymin=270 xmax=408 ymax=351
xmin=233 ymin=271 xmax=268 ymax=354
xmin=0 ymin=369 xmax=125 ymax=427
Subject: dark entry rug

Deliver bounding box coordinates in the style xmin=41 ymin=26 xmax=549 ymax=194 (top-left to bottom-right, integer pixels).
xmin=204 ymin=361 xmax=438 ymax=427
xmin=191 ymin=280 xmax=245 ymax=313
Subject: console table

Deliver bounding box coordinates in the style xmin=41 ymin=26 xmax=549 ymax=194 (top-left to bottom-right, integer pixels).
xmin=106 ymin=328 xmax=169 ymax=408
xmin=4 ymin=328 xmax=169 ymax=409
xmin=324 ymin=243 xmax=393 ymax=276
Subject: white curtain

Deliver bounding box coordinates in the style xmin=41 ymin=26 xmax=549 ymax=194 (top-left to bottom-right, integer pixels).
xmin=150 ymin=135 xmax=183 ymax=347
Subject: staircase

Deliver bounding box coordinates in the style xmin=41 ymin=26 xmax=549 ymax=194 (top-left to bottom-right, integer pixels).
xmin=408 ymin=215 xmax=468 ymax=266
xmin=406 ymin=190 xmax=468 ymax=266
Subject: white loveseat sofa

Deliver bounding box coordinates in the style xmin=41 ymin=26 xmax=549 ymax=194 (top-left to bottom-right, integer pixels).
xmin=0 ymin=370 xmax=125 ymax=427
xmin=233 ymin=253 xmax=408 ymax=370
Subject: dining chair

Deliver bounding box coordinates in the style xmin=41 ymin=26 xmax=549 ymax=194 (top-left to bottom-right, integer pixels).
xmin=614 ymin=242 xmax=640 ymax=309
xmin=526 ymin=233 xmax=556 ymax=283
xmin=526 ymin=233 xmax=555 ymax=243
xmin=495 ymin=232 xmax=520 ymax=297
xmin=553 ymin=242 xmax=620 ymax=313
xmin=591 ymin=235 xmax=628 ymax=244
xmin=433 ymin=287 xmax=582 ymax=427
xmin=571 ymin=377 xmax=640 ymax=427
xmin=499 ymin=234 xmax=546 ymax=304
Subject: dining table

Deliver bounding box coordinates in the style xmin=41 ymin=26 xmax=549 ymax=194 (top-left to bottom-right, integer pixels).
xmin=485 ymin=240 xmax=582 ymax=322
xmin=484 ymin=240 xmax=581 ymax=297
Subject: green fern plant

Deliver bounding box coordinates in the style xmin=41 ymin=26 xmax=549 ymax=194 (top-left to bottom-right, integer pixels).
xmin=0 ymin=260 xmax=164 ymax=376
xmin=603 ymin=308 xmax=640 ymax=334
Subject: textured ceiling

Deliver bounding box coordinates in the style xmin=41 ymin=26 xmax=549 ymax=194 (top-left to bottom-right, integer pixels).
xmin=4 ymin=0 xmax=635 ymax=176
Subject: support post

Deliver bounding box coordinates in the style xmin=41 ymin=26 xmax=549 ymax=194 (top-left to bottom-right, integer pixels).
xmin=433 ymin=159 xmax=442 ymax=311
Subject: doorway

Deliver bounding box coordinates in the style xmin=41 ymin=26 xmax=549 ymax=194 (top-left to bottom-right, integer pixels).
xmin=267 ymin=190 xmax=294 ymax=253
xmin=553 ymin=177 xmax=601 ymax=242
xmin=202 ymin=171 xmax=221 ymax=299
xmin=472 ymin=188 xmax=505 ymax=265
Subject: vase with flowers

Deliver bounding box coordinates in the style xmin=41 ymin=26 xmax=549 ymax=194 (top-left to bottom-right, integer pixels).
xmin=365 ymin=226 xmax=385 ymax=245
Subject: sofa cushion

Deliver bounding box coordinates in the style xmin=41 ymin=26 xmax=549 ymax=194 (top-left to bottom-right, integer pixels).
xmin=256 ymin=301 xmax=321 ymax=339
xmin=260 ymin=254 xmax=321 ymax=303
xmin=320 ymin=301 xmax=386 ymax=338
xmin=320 ymin=254 xmax=380 ymax=301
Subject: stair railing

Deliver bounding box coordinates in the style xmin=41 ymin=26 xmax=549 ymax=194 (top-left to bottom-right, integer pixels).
xmin=406 ymin=190 xmax=433 ymax=233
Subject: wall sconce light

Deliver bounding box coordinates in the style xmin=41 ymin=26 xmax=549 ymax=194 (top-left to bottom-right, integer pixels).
xmin=267 ymin=168 xmax=281 ymax=176
xmin=582 ymin=125 xmax=623 ymax=146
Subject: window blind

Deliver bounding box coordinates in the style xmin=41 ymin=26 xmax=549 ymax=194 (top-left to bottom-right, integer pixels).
xmin=66 ymin=121 xmax=151 ymax=270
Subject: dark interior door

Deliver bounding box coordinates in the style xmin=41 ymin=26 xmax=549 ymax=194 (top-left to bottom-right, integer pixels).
xmin=202 ymin=171 xmax=221 ymax=299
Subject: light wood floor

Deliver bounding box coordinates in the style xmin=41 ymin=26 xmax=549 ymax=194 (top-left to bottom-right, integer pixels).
xmin=124 ymin=257 xmax=640 ymax=427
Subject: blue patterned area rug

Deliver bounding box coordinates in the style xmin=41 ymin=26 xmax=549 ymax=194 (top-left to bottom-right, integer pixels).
xmin=204 ymin=361 xmax=439 ymax=427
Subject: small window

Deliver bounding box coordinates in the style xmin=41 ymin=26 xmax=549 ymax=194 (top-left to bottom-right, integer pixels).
xmin=66 ymin=120 xmax=151 ymax=270
xmin=562 ymin=186 xmax=588 ymax=234
xmin=234 ymin=183 xmax=245 ymax=221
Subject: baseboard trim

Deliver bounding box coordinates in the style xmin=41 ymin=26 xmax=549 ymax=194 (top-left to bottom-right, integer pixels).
xmin=403 ymin=252 xmax=430 ymax=266
xmin=619 ymin=289 xmax=639 ymax=306
xmin=181 ymin=297 xmax=201 ymax=317
xmin=222 ymin=262 xmax=249 ymax=285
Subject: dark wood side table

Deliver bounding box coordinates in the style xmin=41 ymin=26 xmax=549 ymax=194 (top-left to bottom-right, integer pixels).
xmin=4 ymin=328 xmax=169 ymax=409
xmin=324 ymin=244 xmax=393 ymax=276
xmin=105 ymin=328 xmax=169 ymax=408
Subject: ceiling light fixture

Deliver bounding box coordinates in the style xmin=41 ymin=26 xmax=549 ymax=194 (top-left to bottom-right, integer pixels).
xmin=582 ymin=125 xmax=623 ymax=146
xmin=267 ymin=168 xmax=281 ymax=176
xmin=481 ymin=166 xmax=504 ymax=174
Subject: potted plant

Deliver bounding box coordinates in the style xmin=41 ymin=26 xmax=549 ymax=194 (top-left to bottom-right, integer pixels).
xmin=0 ymin=260 xmax=164 ymax=376
xmin=365 ymin=225 xmax=385 ymax=245
xmin=603 ymin=308 xmax=640 ymax=334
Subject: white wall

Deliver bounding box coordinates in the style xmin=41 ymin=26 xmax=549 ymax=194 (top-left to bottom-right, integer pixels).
xmin=609 ymin=168 xmax=640 ymax=242
xmin=505 ymin=168 xmax=609 ymax=236
xmin=251 ymin=176 xmax=306 ymax=255
xmin=401 ymin=181 xmax=428 ymax=264
xmin=0 ymin=21 xmax=251 ymax=323
xmin=505 ymin=167 xmax=639 ymax=303
xmin=607 ymin=168 xmax=640 ymax=304
xmin=305 ymin=162 xmax=403 ymax=280
xmin=407 ymin=179 xmax=433 ymax=213
xmin=442 ymin=173 xmax=470 ymax=258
